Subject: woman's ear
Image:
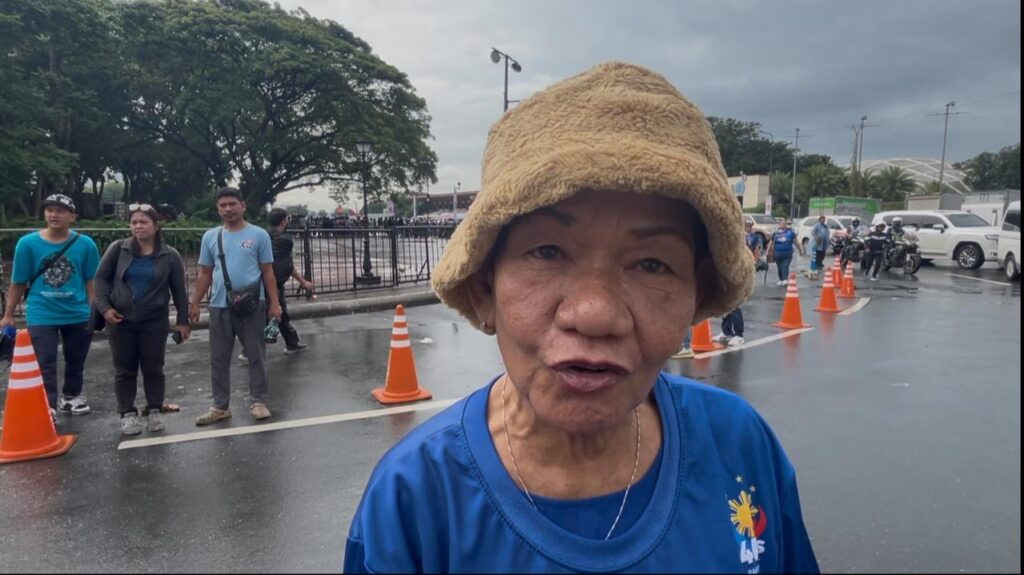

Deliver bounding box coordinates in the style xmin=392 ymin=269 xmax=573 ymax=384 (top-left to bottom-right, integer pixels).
xmin=465 ymin=268 xmax=497 ymax=334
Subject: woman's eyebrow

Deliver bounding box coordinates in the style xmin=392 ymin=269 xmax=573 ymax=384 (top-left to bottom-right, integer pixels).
xmin=530 ymin=207 xmax=575 ymax=226
xmin=628 ymin=225 xmax=691 ymax=243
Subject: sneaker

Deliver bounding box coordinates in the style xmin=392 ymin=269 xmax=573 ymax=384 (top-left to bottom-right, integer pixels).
xmin=49 ymin=407 xmax=58 ymax=426
xmin=727 ymin=336 xmax=745 ymax=347
xmin=120 ymin=413 xmax=143 ymax=435
xmin=776 ymin=280 xmax=786 ymax=286
xmin=783 ymin=279 xmax=790 ymax=286
xmin=871 ymin=276 xmax=878 ymax=282
xmin=59 ymin=395 xmax=91 ymax=415
xmin=250 ymin=402 xmax=272 ymax=420
xmin=237 ymin=353 xmax=249 ymax=363
xmin=284 ymin=342 xmax=309 ymax=354
xmin=195 ymin=407 xmax=232 ymax=426
xmin=670 ymin=347 xmax=695 ymax=359
xmin=712 ymin=333 xmax=730 ymax=343
xmin=147 ymin=411 xmax=166 ymax=432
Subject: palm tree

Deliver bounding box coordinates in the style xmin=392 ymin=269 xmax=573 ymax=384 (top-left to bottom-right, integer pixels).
xmin=871 ymin=166 xmax=917 ymax=202
xmin=798 ymin=164 xmax=847 ymax=205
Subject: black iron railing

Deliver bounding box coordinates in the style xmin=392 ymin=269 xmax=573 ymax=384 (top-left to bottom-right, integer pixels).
xmin=0 ymin=225 xmax=456 ymax=311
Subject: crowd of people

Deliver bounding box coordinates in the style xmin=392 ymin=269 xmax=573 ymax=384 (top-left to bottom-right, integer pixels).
xmin=1 ymin=188 xmax=314 ymax=433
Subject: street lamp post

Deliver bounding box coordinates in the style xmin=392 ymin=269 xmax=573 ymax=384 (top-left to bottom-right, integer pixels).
xmin=356 ymin=139 xmax=379 ymax=285
xmin=490 ymin=48 xmax=522 ymax=112
xmin=451 ymin=181 xmax=461 ymax=221
xmin=790 ymin=128 xmax=800 ymax=219
xmin=759 ymin=130 xmax=774 ymax=214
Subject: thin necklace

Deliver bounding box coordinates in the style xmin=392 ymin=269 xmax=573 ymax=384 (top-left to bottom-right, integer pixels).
xmin=501 ymin=376 xmax=642 ymax=540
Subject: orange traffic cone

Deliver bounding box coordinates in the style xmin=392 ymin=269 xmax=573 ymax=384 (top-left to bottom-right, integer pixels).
xmin=772 ymin=272 xmax=812 ymax=329
xmin=832 ymin=254 xmax=842 ymax=288
xmin=838 ymin=261 xmax=857 ymax=299
xmin=0 ymin=330 xmax=77 ymax=464
xmin=815 ymin=269 xmax=842 ymax=313
xmin=690 ymin=319 xmax=724 ymax=353
xmin=372 ymin=305 xmax=432 ymax=405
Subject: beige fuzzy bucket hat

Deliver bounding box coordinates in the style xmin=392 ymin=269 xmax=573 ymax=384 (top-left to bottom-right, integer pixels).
xmin=431 ymin=61 xmax=754 ymax=328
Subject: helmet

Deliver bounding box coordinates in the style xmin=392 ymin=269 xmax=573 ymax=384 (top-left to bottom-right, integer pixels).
xmin=852 ymin=217 xmax=860 ymax=225
xmin=892 ymin=216 xmax=903 ymax=228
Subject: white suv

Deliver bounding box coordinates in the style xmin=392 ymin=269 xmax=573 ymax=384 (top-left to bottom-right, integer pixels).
xmin=871 ymin=210 xmax=1000 ymax=270
xmin=998 ymin=201 xmax=1020 ymax=281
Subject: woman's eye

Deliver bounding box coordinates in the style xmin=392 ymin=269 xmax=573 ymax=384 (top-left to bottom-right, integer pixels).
xmin=638 ymin=258 xmax=668 ymax=274
xmin=530 ymin=245 xmax=562 ymax=260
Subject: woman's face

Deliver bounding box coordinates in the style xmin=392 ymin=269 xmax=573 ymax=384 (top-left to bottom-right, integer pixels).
xmin=469 ymin=189 xmax=708 ymax=433
xmin=130 ymin=212 xmax=157 ymax=242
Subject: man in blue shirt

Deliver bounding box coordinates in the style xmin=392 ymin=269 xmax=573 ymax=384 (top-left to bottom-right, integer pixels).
xmin=2 ymin=194 xmax=100 ymax=421
xmin=189 ymin=188 xmax=282 ymax=425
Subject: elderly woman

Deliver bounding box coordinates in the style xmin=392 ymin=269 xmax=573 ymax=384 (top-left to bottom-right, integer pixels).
xmin=344 ymin=62 xmax=818 ymax=573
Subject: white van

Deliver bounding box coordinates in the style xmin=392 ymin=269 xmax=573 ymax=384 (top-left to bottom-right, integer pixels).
xmin=998 ymin=201 xmax=1020 ymax=281
xmin=870 ymin=210 xmax=1000 ymax=270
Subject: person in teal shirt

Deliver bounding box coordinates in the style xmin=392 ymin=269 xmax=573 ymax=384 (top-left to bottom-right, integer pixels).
xmin=2 ymin=194 xmax=100 ymax=420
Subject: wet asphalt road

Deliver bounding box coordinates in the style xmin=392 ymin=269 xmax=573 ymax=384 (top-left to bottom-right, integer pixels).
xmin=0 ymin=258 xmax=1019 ymax=573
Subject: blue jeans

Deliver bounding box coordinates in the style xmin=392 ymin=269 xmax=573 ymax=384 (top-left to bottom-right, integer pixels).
xmin=681 ymin=327 xmax=692 ymax=349
xmin=722 ymin=308 xmax=744 ymax=337
xmin=27 ymin=322 xmax=93 ymax=409
xmin=775 ymin=252 xmax=793 ymax=281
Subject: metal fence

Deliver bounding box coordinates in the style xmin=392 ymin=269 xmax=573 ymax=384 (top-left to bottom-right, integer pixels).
xmin=0 ymin=225 xmax=455 ymax=311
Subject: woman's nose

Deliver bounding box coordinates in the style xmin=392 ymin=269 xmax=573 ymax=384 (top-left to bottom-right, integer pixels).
xmin=554 ymin=268 xmax=633 ymax=338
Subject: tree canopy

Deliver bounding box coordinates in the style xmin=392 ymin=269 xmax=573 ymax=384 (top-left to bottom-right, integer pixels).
xmin=0 ymin=0 xmax=437 ymax=221
xmin=955 ymin=143 xmax=1020 ymax=191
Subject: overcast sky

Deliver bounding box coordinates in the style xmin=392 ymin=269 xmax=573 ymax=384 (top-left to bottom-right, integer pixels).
xmin=274 ymin=0 xmax=1021 ymax=211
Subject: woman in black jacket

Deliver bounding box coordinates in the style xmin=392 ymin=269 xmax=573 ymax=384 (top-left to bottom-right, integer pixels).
xmin=94 ymin=204 xmax=191 ymax=435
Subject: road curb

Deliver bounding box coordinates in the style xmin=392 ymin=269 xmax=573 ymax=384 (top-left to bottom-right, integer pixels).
xmin=186 ymin=289 xmax=440 ymax=330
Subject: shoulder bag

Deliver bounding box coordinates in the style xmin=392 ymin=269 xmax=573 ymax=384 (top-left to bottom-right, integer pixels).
xmin=218 ymin=229 xmax=261 ymax=317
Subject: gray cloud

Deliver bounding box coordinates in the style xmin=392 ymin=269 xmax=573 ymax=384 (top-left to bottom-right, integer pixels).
xmin=275 ymin=0 xmax=1020 ymax=210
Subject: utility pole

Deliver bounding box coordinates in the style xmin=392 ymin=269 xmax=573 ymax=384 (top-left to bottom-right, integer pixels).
xmin=937 ymin=101 xmax=955 ymax=194
xmin=789 ymin=128 xmax=799 ymax=220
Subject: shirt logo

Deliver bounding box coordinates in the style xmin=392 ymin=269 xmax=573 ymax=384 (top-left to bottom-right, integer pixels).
xmin=728 ymin=476 xmax=768 ymax=573
xmin=42 ymin=254 xmax=75 ymax=288
xmin=239 ymin=239 xmax=255 ymax=249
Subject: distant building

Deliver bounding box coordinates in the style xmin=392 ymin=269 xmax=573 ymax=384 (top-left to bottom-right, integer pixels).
xmin=859 ymin=158 xmax=972 ymax=195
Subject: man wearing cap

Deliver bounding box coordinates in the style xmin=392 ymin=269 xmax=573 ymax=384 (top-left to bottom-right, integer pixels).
xmin=2 ymin=194 xmax=101 ymax=421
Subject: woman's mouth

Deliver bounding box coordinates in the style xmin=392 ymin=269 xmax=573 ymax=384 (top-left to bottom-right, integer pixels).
xmin=551 ymin=360 xmax=628 ymax=393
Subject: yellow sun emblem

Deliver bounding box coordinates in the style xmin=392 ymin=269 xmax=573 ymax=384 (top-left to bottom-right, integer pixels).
xmin=729 ymin=490 xmax=759 ymax=537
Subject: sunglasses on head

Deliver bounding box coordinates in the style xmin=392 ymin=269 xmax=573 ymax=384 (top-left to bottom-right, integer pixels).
xmin=129 ymin=203 xmax=155 ymax=212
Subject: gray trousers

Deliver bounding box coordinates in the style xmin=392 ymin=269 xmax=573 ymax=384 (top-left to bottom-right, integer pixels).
xmin=209 ymin=304 xmax=267 ymax=409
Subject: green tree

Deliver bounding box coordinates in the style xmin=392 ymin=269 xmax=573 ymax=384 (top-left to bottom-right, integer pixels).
xmin=956 ymin=143 xmax=1021 ymax=190
xmin=120 ymin=0 xmax=437 ymax=213
xmin=798 ymin=164 xmax=847 ymax=206
xmin=867 ymin=166 xmax=917 ymax=202
xmin=707 ymin=117 xmax=794 ymax=177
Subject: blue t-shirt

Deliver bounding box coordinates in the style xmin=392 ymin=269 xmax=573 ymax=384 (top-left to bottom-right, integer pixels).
xmin=198 ymin=224 xmax=274 ymax=308
xmin=124 ymin=254 xmax=156 ymax=301
xmin=772 ymin=229 xmax=797 ymax=256
xmin=746 ymin=232 xmax=763 ymax=254
xmin=11 ymin=231 xmax=100 ymax=326
xmin=345 ymin=374 xmax=819 ymax=574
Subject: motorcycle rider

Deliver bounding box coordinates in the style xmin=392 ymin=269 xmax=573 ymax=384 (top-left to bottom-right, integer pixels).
xmin=841 ymin=217 xmax=869 ymax=273
xmin=885 ymin=216 xmax=918 ymax=265
xmin=865 ymin=222 xmax=888 ymax=281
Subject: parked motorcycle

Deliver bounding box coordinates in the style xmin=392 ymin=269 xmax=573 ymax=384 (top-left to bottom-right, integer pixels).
xmin=882 ymin=238 xmax=922 ymax=275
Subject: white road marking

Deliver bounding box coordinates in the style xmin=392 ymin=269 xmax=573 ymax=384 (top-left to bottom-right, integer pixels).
xmin=693 ymin=328 xmax=814 ymax=359
xmin=839 ymin=297 xmax=871 ymax=316
xmin=948 ymin=274 xmax=1013 ymax=287
xmin=117 ymin=398 xmax=460 ymax=450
